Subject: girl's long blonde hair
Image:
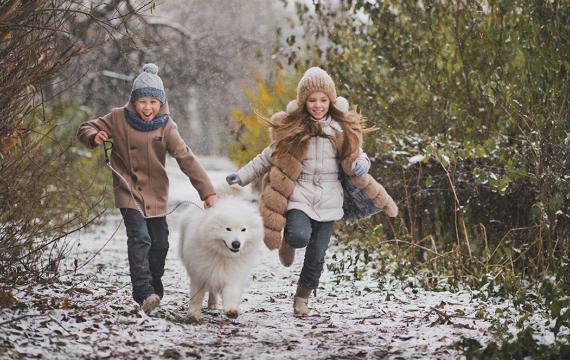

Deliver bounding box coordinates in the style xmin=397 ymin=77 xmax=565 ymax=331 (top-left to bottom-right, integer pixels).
xmin=259 ymin=104 xmax=373 ymax=161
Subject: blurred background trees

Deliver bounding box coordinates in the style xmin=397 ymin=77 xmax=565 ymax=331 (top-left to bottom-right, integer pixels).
xmin=66 ymin=0 xmax=277 ymax=155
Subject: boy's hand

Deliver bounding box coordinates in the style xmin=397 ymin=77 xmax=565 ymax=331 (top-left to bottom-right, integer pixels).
xmin=93 ymin=131 xmax=109 ymax=146
xmin=204 ymin=194 xmax=217 ymax=209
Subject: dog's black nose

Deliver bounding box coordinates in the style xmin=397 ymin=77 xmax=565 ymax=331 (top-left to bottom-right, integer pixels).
xmin=231 ymin=241 xmax=241 ymax=249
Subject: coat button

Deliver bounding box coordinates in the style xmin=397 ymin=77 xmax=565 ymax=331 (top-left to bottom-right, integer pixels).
xmin=146 ymin=205 xmax=150 ymax=210
xmin=133 ymin=168 xmax=138 ymax=172
xmin=131 ymin=175 xmax=137 ymax=182
xmin=137 ymin=186 xmax=142 ymax=191
xmin=130 ymin=145 xmax=137 ymax=150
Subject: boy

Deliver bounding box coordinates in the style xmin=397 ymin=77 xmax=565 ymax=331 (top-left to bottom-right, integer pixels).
xmin=77 ymin=63 xmax=216 ymax=313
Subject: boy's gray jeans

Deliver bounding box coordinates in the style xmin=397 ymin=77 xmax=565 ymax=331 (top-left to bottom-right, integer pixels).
xmin=120 ymin=208 xmax=169 ymax=304
xmin=283 ymin=209 xmax=334 ymax=290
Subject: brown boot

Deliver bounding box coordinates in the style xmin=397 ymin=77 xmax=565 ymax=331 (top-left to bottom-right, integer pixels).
xmin=293 ymin=283 xmax=312 ymax=316
xmin=278 ymin=241 xmax=295 ymax=267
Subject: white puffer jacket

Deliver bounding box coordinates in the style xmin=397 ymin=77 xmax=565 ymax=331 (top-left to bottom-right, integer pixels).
xmin=236 ymin=116 xmax=369 ymax=222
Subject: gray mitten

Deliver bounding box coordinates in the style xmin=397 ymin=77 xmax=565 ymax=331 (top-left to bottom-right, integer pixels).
xmin=351 ymin=158 xmax=370 ymax=177
xmin=226 ymin=173 xmax=242 ymax=185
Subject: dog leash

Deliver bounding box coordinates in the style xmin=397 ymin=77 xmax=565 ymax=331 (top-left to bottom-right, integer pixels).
xmin=103 ymin=140 xmax=204 ymax=219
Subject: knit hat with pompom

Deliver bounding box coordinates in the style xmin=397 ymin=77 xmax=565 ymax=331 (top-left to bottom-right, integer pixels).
xmin=285 ymin=67 xmax=349 ymax=114
xmin=296 ymin=67 xmax=337 ymax=105
xmin=130 ymin=63 xmax=166 ymax=104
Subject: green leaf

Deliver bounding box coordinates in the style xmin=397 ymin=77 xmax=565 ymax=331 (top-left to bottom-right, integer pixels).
xmin=425 ymin=175 xmax=433 ymax=188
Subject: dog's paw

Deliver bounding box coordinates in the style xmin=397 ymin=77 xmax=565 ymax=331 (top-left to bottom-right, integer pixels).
xmin=224 ymin=308 xmax=239 ymax=319
xmin=207 ymin=293 xmax=219 ymax=310
xmin=187 ymin=312 xmax=203 ymax=324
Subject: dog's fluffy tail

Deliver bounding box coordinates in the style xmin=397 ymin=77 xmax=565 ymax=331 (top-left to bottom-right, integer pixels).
xmin=215 ymin=183 xmax=245 ymax=198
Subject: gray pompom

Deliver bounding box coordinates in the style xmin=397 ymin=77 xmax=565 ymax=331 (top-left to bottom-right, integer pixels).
xmin=142 ymin=63 xmax=159 ymax=75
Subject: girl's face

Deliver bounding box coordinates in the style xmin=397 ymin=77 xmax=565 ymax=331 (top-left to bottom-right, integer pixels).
xmin=305 ymin=91 xmax=330 ymax=120
xmin=134 ymin=96 xmax=161 ymax=121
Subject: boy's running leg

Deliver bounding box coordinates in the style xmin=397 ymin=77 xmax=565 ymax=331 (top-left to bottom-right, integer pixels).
xmin=120 ymin=208 xmax=156 ymax=305
xmin=147 ymin=216 xmax=169 ymax=299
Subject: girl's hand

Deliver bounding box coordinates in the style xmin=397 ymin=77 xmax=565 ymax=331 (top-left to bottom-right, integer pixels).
xmin=351 ymin=158 xmax=370 ymax=177
xmin=204 ymin=194 xmax=217 ymax=209
xmin=226 ymin=173 xmax=242 ymax=186
xmin=93 ymin=131 xmax=109 ymax=146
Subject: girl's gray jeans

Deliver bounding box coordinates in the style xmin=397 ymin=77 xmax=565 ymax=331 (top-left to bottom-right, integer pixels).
xmin=283 ymin=209 xmax=334 ymax=289
xmin=120 ymin=208 xmax=169 ymax=304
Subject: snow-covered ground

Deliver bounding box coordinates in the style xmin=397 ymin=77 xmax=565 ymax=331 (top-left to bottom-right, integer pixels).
xmin=0 ymin=157 xmax=556 ymax=359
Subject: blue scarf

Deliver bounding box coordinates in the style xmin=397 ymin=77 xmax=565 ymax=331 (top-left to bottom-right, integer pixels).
xmin=125 ymin=109 xmax=169 ymax=132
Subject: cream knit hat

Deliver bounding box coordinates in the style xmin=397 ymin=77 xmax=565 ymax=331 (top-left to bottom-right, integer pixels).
xmin=297 ymin=67 xmax=337 ymax=105
xmin=286 ymin=67 xmax=349 ymax=114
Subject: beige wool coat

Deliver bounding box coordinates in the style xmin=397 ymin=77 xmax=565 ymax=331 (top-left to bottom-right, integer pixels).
xmin=77 ymin=102 xmax=215 ymax=217
xmin=241 ymin=111 xmax=398 ymax=250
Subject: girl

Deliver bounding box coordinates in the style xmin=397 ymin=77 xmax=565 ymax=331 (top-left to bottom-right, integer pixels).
xmin=226 ymin=67 xmax=398 ymax=315
xmin=77 ymin=64 xmax=217 ymax=314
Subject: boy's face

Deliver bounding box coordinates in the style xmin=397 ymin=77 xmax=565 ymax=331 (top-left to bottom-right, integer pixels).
xmin=134 ymin=97 xmax=161 ymax=121
xmin=305 ymin=91 xmax=330 ymax=120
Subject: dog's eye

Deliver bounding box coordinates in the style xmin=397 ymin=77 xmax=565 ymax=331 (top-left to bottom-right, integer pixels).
xmin=241 ymin=228 xmax=246 ymax=232
xmin=225 ymin=227 xmax=231 ymax=231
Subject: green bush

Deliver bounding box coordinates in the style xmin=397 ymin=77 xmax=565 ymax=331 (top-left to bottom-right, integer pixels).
xmin=0 ymin=100 xmax=111 ymax=284
xmin=459 ymin=328 xmax=570 ymax=360
xmin=276 ymin=0 xmax=569 ymax=279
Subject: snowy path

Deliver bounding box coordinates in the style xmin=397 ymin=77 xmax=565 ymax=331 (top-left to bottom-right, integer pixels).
xmin=1 ymin=157 xmax=511 ymax=359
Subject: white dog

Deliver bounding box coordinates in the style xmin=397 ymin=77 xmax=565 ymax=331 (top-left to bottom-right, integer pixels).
xmin=179 ymin=186 xmax=263 ymax=321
